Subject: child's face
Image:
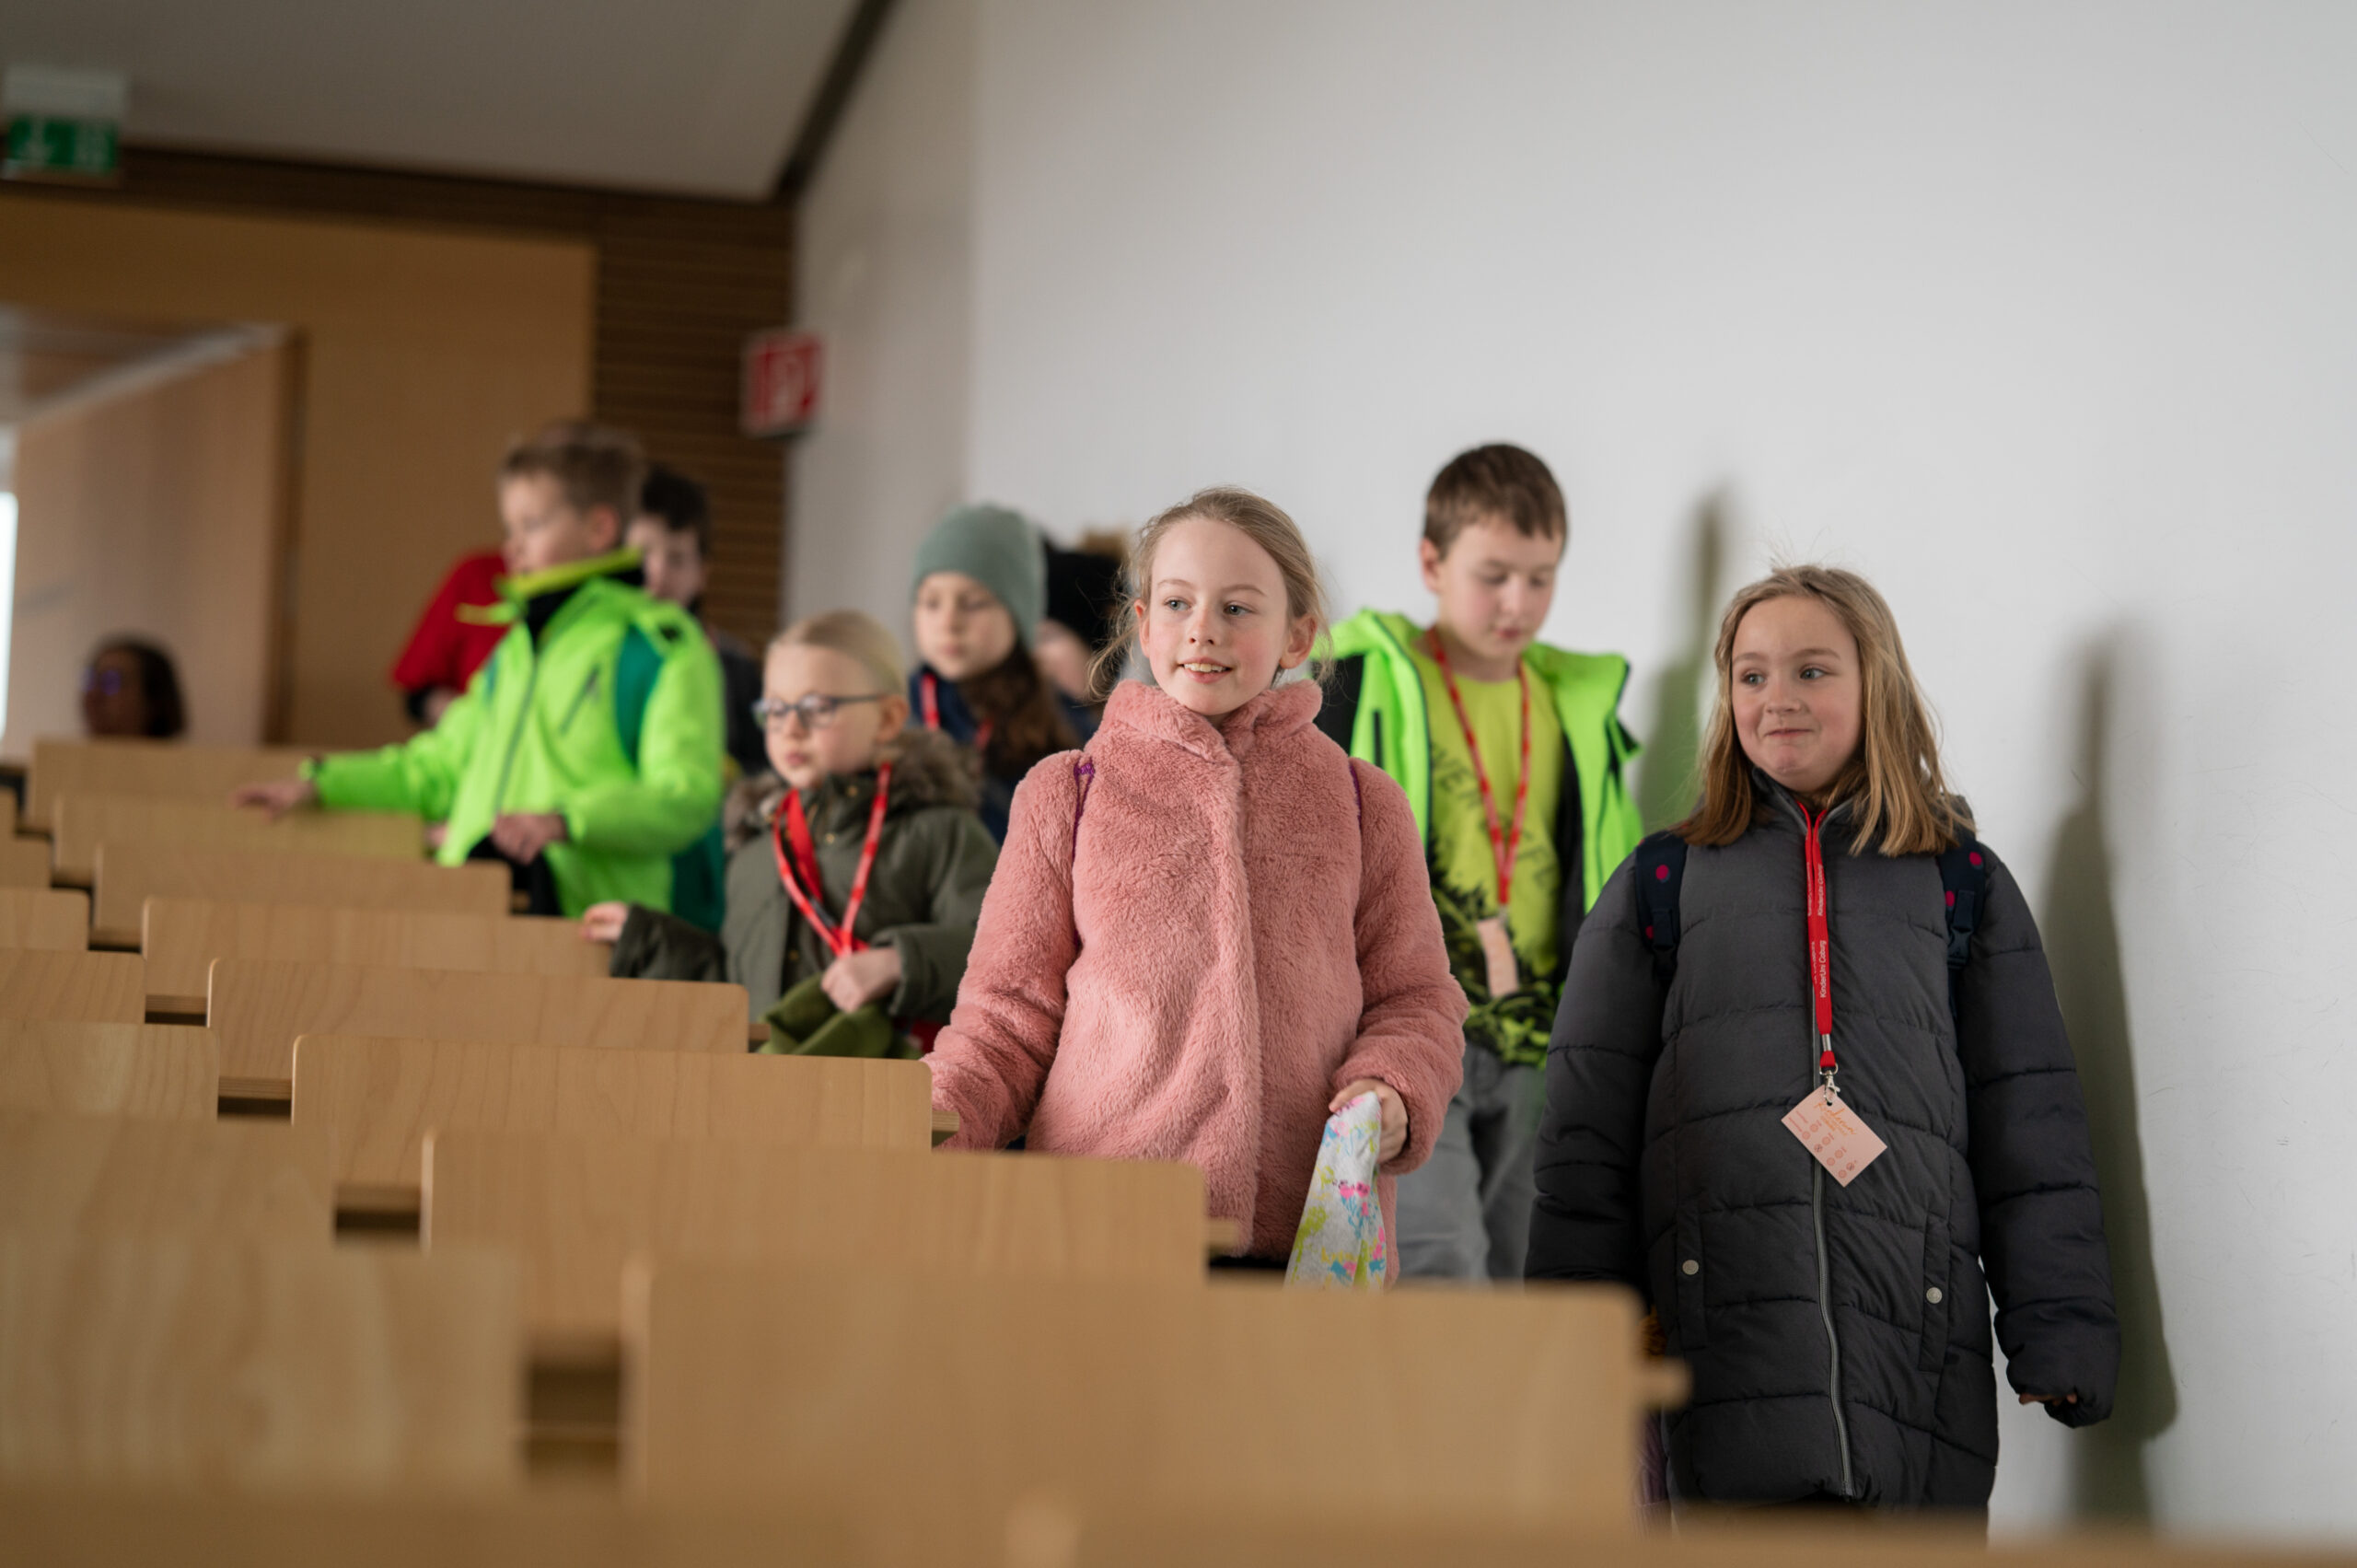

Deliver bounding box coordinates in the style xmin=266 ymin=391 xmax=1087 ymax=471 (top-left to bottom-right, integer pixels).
xmin=501 ymin=475 xmax=619 ymax=578
xmin=761 ymin=644 xmax=910 ymax=791
xmin=911 ymin=572 xmax=1017 ymax=681
xmin=1418 ymin=516 xmax=1563 ymax=673
xmin=1033 ymin=618 xmax=1096 ymax=704
xmin=81 ymin=648 xmax=148 ymax=738
xmin=1730 ymin=594 xmax=1863 ymax=799
xmin=625 ymin=517 xmax=707 ymax=609
xmin=1136 ymin=517 xmax=1317 ymax=720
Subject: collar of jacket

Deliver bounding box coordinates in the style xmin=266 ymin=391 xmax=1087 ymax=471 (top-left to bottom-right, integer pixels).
xmin=730 ymin=726 xmax=981 ymax=849
xmin=454 ymin=547 xmax=646 ymax=626
xmin=1099 ymin=678 xmax=1322 ymax=764
xmin=1751 ymin=766 xmax=1858 ymax=837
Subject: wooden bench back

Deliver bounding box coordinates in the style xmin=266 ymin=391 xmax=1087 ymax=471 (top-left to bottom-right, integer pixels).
xmin=24 ymin=738 xmax=315 ymax=832
xmin=145 ymin=900 xmax=610 ymax=1011
xmin=0 ymin=1021 xmax=218 ymax=1119
xmin=296 ymin=1036 xmax=933 ymax=1193
xmin=427 ymin=1133 xmax=1204 ymax=1349
xmin=0 ymin=950 xmax=145 ymax=1025
xmin=0 ymin=838 xmax=52 ymax=890
xmin=0 ymin=1239 xmax=518 ymax=1490
xmin=95 ymin=848 xmax=509 ymax=947
xmin=52 ymin=794 xmax=421 ymax=883
xmin=0 ymin=889 xmax=88 ymax=951
xmin=627 ymin=1267 xmax=1673 ymax=1527
xmin=0 ymin=1114 xmax=330 ymax=1245
xmin=211 ymin=961 xmax=748 ymax=1092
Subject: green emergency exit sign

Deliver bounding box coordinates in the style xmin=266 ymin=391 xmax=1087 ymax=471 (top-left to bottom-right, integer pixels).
xmin=2 ymin=65 xmax=126 ymax=184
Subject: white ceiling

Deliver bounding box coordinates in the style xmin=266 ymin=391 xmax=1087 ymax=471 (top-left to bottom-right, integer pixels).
xmin=0 ymin=0 xmax=861 ymax=200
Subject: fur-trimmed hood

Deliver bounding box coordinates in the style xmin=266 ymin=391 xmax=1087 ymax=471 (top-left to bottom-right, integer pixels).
xmin=724 ymin=725 xmax=981 ymax=851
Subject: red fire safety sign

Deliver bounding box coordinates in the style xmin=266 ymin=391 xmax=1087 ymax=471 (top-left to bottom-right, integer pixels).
xmin=742 ymin=329 xmax=822 ymax=436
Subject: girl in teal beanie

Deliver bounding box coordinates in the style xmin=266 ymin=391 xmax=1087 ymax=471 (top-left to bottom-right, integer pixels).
xmin=909 ymin=504 xmax=1091 ymax=842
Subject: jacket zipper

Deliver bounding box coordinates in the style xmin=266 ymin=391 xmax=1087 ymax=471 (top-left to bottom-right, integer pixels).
xmin=1782 ymin=791 xmax=1856 ymax=1498
xmin=490 ymin=653 xmax=540 ymax=817
xmin=558 ymin=668 xmax=598 ymax=735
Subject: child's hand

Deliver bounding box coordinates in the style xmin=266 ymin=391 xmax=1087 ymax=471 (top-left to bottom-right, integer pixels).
xmin=231 ymin=777 xmax=318 ymax=819
xmin=2019 ymin=1394 xmax=2081 ymax=1408
xmin=580 ymin=902 xmax=630 ymax=943
xmin=491 ymin=811 xmax=569 ymax=863
xmin=821 ymin=946 xmax=903 ymax=1013
xmin=1329 ymin=1077 xmax=1407 ymax=1163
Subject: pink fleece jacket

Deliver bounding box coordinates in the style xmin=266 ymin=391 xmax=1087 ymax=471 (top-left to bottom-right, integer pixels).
xmin=927 ymin=679 xmax=1468 ymax=1258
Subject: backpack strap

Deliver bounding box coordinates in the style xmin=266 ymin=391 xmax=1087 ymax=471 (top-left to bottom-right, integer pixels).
xmin=1934 ymin=828 xmax=1987 ymax=1022
xmin=1631 ymin=830 xmax=1689 ymax=977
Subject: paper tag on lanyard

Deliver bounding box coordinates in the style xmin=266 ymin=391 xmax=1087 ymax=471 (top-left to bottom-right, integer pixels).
xmin=1476 ymin=914 xmax=1519 ymax=1000
xmin=1427 ymin=628 xmax=1531 ymax=1002
xmin=1782 ymin=799 xmax=1887 ymax=1185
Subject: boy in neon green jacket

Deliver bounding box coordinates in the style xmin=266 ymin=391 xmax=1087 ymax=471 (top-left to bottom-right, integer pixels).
xmin=1317 ymin=445 xmax=1643 ymax=1282
xmin=238 ymin=423 xmax=725 ymax=920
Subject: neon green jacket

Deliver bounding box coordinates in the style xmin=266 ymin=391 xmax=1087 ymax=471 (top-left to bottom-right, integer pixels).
xmin=306 ymin=551 xmax=726 ymax=918
xmin=1319 ymin=607 xmax=1644 ymax=954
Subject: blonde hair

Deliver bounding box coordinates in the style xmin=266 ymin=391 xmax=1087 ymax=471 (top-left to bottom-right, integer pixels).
xmin=1679 ymin=564 xmax=1969 ymax=855
xmin=768 ymin=610 xmax=906 ymax=697
xmin=1088 ymin=486 xmax=1331 ymax=698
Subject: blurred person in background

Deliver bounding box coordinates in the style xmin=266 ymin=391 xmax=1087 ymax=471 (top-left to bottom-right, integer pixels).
xmin=82 ymin=637 xmax=186 ymax=739
xmin=628 ymin=464 xmax=768 ymax=780
xmin=1036 ymin=530 xmax=1129 ymax=719
xmin=390 ymin=549 xmax=508 ymax=727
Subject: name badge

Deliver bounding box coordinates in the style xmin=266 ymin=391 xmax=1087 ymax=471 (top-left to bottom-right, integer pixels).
xmin=1782 ymin=1085 xmax=1887 ymax=1187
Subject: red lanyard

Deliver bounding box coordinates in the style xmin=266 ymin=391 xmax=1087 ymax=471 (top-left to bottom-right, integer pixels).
xmin=1799 ymin=801 xmax=1837 ymax=1083
xmin=771 ymin=763 xmax=893 ymax=958
xmin=919 ymin=672 xmax=993 ymax=753
xmin=1425 ymin=628 xmax=1532 ymax=908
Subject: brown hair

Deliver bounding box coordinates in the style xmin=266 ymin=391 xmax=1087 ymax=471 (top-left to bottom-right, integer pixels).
xmin=1424 ymin=444 xmax=1566 ymax=555
xmin=499 ymin=421 xmax=646 ymax=527
xmin=961 ymin=643 xmax=1076 ymax=778
xmin=768 ymin=610 xmax=905 ymax=696
xmin=1088 ymin=485 xmax=1331 ymax=699
xmin=1679 ymin=565 xmax=1968 ymax=855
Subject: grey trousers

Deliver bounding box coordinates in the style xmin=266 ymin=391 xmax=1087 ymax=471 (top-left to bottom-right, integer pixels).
xmin=1393 ymin=1040 xmax=1546 ymax=1281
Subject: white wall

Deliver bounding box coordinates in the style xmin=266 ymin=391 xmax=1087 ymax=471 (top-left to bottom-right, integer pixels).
xmin=800 ymin=0 xmax=2357 ymax=1536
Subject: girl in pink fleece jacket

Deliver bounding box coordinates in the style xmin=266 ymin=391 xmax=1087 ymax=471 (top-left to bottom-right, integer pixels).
xmin=927 ymin=486 xmax=1468 ymax=1263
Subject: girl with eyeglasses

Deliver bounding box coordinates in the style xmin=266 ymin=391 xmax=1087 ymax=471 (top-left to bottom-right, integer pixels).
xmin=585 ymin=610 xmax=998 ymax=1057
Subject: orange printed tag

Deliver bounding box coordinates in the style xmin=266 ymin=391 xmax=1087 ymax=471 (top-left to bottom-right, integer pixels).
xmin=1782 ymin=1086 xmax=1887 ymax=1187
xmin=1477 ymin=913 xmax=1519 ymax=999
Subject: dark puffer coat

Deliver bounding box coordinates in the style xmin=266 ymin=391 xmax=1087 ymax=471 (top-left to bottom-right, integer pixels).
xmin=1528 ymin=783 xmax=2119 ymax=1507
xmin=611 ymin=726 xmax=998 ymax=1027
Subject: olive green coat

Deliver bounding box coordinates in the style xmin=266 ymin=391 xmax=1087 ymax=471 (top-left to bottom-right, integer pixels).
xmin=610 ymin=727 xmax=998 ymax=1027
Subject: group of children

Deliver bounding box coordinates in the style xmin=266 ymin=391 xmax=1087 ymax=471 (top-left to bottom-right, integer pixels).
xmin=237 ymin=420 xmax=2121 ymax=1515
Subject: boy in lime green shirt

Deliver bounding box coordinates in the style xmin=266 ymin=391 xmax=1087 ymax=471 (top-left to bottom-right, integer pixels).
xmin=238 ymin=422 xmax=725 ymax=921
xmin=1319 ymin=445 xmax=1643 ymax=1279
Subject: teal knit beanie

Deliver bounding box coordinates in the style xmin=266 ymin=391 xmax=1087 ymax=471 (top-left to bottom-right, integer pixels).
xmin=910 ymin=503 xmax=1046 ymax=648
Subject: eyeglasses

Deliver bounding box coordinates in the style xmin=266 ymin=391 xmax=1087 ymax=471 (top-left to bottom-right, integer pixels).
xmin=751 ymin=692 xmax=886 ymax=731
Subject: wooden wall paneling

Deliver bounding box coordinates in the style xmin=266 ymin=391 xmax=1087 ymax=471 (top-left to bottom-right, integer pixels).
xmin=0 ymin=1240 xmax=520 ymax=1490
xmin=624 ymin=1268 xmax=1682 ymax=1525
xmin=24 ymin=738 xmax=317 ymax=831
xmin=144 ymin=900 xmax=609 ymax=1011
xmin=94 ymin=847 xmax=509 ymax=947
xmin=0 ymin=1022 xmax=218 ymax=1120
xmin=0 ymin=890 xmax=86 ymax=949
xmin=295 ymin=1036 xmax=932 ymax=1197
xmin=51 ymin=796 xmax=421 ymax=884
xmin=0 ymin=842 xmax=52 ymax=890
xmin=425 ymin=1134 xmax=1205 ymax=1349
xmin=209 ymin=960 xmax=747 ymax=1092
xmin=0 ymin=951 xmax=145 ymax=1025
xmin=0 ymin=1114 xmax=329 ymax=1245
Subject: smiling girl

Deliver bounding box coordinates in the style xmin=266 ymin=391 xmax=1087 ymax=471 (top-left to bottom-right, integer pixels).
xmin=924 ymin=487 xmax=1467 ymax=1266
xmin=1527 ymin=565 xmax=2119 ymax=1511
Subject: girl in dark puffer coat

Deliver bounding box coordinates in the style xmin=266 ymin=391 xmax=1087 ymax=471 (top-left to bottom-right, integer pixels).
xmin=1529 ymin=565 xmax=2119 ymax=1512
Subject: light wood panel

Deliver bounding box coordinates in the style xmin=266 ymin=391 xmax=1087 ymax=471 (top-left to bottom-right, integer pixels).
xmin=52 ymin=795 xmax=421 ymax=883
xmin=24 ymin=738 xmax=316 ymax=832
xmin=0 ymin=1115 xmax=328 ymax=1245
xmin=0 ymin=1240 xmax=519 ymax=1490
xmin=0 ymin=841 xmax=51 ymax=890
xmin=211 ymin=961 xmax=746 ymax=1091
xmin=627 ymin=1269 xmax=1681 ymax=1526
xmin=0 ymin=950 xmax=145 ymax=1025
xmin=427 ymin=1134 xmax=1203 ymax=1349
xmin=296 ymin=1036 xmax=931 ymax=1194
xmin=0 ymin=889 xmax=87 ymax=951
xmin=145 ymin=899 xmax=609 ymax=1009
xmin=95 ymin=846 xmax=508 ymax=946
xmin=0 ymin=195 xmax=595 ymax=751
xmin=0 ymin=1022 xmax=217 ymax=1120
